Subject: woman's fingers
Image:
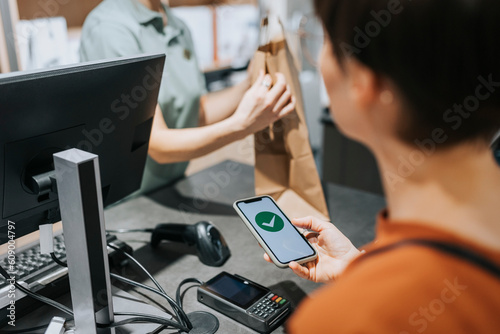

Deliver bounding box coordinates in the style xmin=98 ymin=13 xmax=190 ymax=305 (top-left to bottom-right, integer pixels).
xmin=289 ymin=261 xmax=310 ymax=280
xmin=248 ymin=71 xmax=295 ymax=124
xmin=253 ymin=72 xmax=288 ymax=107
xmin=267 ymin=73 xmax=287 ymax=98
xmin=277 ymin=95 xmax=296 ymax=118
xmin=292 ymin=216 xmax=333 ymax=233
xmin=272 ymin=86 xmax=292 ymax=113
xmin=250 ymin=70 xmax=266 ymax=92
xmin=256 ymin=73 xmax=273 ymax=95
xmin=266 ymin=255 xmax=312 ymax=281
xmin=263 ymin=253 xmax=272 ymax=263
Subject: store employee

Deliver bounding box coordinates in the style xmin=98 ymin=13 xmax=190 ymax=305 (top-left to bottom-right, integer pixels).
xmin=80 ymin=0 xmax=295 ymax=194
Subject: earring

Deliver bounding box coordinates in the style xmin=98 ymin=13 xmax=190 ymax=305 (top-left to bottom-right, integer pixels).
xmin=380 ymin=90 xmax=394 ymax=104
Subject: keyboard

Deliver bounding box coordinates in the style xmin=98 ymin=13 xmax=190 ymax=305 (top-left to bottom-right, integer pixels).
xmin=0 ymin=233 xmax=132 ymax=311
xmin=0 ymin=234 xmax=68 ymax=308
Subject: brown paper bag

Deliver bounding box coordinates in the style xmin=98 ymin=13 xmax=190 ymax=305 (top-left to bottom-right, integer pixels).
xmin=251 ymin=18 xmax=329 ymax=221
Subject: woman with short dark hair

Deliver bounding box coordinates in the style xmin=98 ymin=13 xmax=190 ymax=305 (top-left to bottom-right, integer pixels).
xmin=268 ymin=1 xmax=500 ymax=332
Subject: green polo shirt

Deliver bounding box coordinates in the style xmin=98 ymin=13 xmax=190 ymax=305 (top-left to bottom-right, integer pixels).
xmin=80 ymin=0 xmax=206 ymax=195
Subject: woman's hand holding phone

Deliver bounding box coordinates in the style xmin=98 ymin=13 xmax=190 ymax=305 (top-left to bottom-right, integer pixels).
xmin=263 ymin=216 xmax=362 ymax=283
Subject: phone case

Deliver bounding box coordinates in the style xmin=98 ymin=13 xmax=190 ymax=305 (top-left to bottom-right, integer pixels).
xmin=233 ymin=195 xmax=317 ymax=268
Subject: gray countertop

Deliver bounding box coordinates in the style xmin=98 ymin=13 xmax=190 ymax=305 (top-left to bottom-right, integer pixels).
xmin=9 ymin=160 xmax=385 ymax=334
xmin=102 ymin=160 xmax=385 ymax=333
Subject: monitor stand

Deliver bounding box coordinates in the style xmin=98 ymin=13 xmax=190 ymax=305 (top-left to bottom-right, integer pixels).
xmin=53 ymin=149 xmax=115 ymax=334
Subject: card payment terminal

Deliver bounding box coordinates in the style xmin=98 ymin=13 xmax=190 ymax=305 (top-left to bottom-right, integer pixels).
xmin=197 ymin=272 xmax=292 ymax=333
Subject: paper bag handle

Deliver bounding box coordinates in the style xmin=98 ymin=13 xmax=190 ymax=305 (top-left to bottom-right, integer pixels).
xmin=259 ymin=16 xmax=286 ymax=47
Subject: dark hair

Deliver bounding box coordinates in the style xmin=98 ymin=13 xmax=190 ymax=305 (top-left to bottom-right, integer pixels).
xmin=315 ymin=0 xmax=500 ymax=147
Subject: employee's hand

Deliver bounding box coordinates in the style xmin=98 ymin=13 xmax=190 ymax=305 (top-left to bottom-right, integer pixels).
xmin=230 ymin=70 xmax=296 ymax=135
xmin=263 ymin=216 xmax=361 ymax=283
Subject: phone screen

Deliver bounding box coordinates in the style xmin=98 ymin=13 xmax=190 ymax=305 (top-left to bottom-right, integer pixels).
xmin=236 ymin=196 xmax=316 ymax=264
xmin=204 ymin=272 xmax=267 ymax=309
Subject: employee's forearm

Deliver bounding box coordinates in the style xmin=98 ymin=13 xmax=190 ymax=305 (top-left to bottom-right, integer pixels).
xmin=148 ymin=117 xmax=247 ymax=164
xmin=201 ymin=78 xmax=250 ymax=125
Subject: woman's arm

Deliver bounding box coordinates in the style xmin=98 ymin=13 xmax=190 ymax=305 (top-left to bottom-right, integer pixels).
xmin=199 ymin=77 xmax=251 ymax=126
xmin=148 ymin=72 xmax=295 ymax=164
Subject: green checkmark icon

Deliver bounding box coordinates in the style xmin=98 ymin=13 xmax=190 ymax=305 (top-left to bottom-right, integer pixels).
xmin=255 ymin=211 xmax=284 ymax=232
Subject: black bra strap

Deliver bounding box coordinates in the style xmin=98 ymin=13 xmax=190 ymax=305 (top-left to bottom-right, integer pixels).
xmin=360 ymin=239 xmax=500 ymax=279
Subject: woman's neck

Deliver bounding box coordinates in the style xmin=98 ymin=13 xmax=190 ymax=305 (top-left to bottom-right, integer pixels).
xmin=137 ymin=0 xmax=168 ymax=26
xmin=137 ymin=0 xmax=163 ymax=12
xmin=378 ymin=141 xmax=500 ymax=250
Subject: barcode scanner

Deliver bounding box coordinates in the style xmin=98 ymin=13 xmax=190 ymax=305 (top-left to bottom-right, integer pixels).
xmin=151 ymin=221 xmax=231 ymax=267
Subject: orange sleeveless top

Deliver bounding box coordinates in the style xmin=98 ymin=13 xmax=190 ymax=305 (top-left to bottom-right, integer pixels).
xmin=288 ymin=212 xmax=500 ymax=333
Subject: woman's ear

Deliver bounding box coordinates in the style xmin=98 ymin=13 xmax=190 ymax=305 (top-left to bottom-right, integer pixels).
xmin=345 ymin=59 xmax=380 ymax=112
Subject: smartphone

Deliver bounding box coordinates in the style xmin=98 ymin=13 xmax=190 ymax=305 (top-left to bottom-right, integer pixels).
xmin=233 ymin=195 xmax=317 ymax=268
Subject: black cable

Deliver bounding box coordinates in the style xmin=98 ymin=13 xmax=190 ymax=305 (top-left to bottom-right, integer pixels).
xmin=107 ymin=243 xmax=165 ymax=294
xmin=50 ymin=252 xmax=67 ymax=267
xmin=148 ymin=324 xmax=169 ymax=334
xmin=107 ymin=242 xmax=192 ymax=329
xmin=175 ymin=278 xmax=204 ymax=309
xmin=15 ymin=282 xmax=74 ymax=317
xmin=110 ymin=272 xmax=189 ymax=330
xmin=0 ymin=266 xmax=192 ymax=333
xmin=111 ymin=312 xmax=189 ymax=332
xmin=0 ymin=313 xmax=188 ymax=333
xmin=1 ymin=324 xmax=50 ymax=333
xmin=106 ymin=228 xmax=154 ymax=234
xmin=2 ymin=313 xmax=187 ymax=333
xmin=173 ymin=277 xmax=218 ymax=334
xmin=0 ymin=265 xmax=74 ymax=317
xmin=47 ymin=242 xmax=191 ymax=329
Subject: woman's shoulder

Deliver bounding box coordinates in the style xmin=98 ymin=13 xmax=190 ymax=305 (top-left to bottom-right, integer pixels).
xmin=287 ymin=241 xmax=500 ymax=334
xmin=82 ymin=0 xmax=141 ymax=36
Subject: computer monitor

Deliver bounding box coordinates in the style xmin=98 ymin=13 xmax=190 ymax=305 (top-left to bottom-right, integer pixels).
xmin=0 ymin=54 xmax=165 ymax=333
xmin=0 ymin=54 xmax=165 ymax=244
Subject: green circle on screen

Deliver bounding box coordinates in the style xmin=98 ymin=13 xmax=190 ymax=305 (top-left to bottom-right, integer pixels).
xmin=255 ymin=211 xmax=284 ymax=232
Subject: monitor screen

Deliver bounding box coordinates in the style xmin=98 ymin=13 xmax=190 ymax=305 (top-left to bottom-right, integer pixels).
xmin=0 ymin=54 xmax=165 ymax=244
